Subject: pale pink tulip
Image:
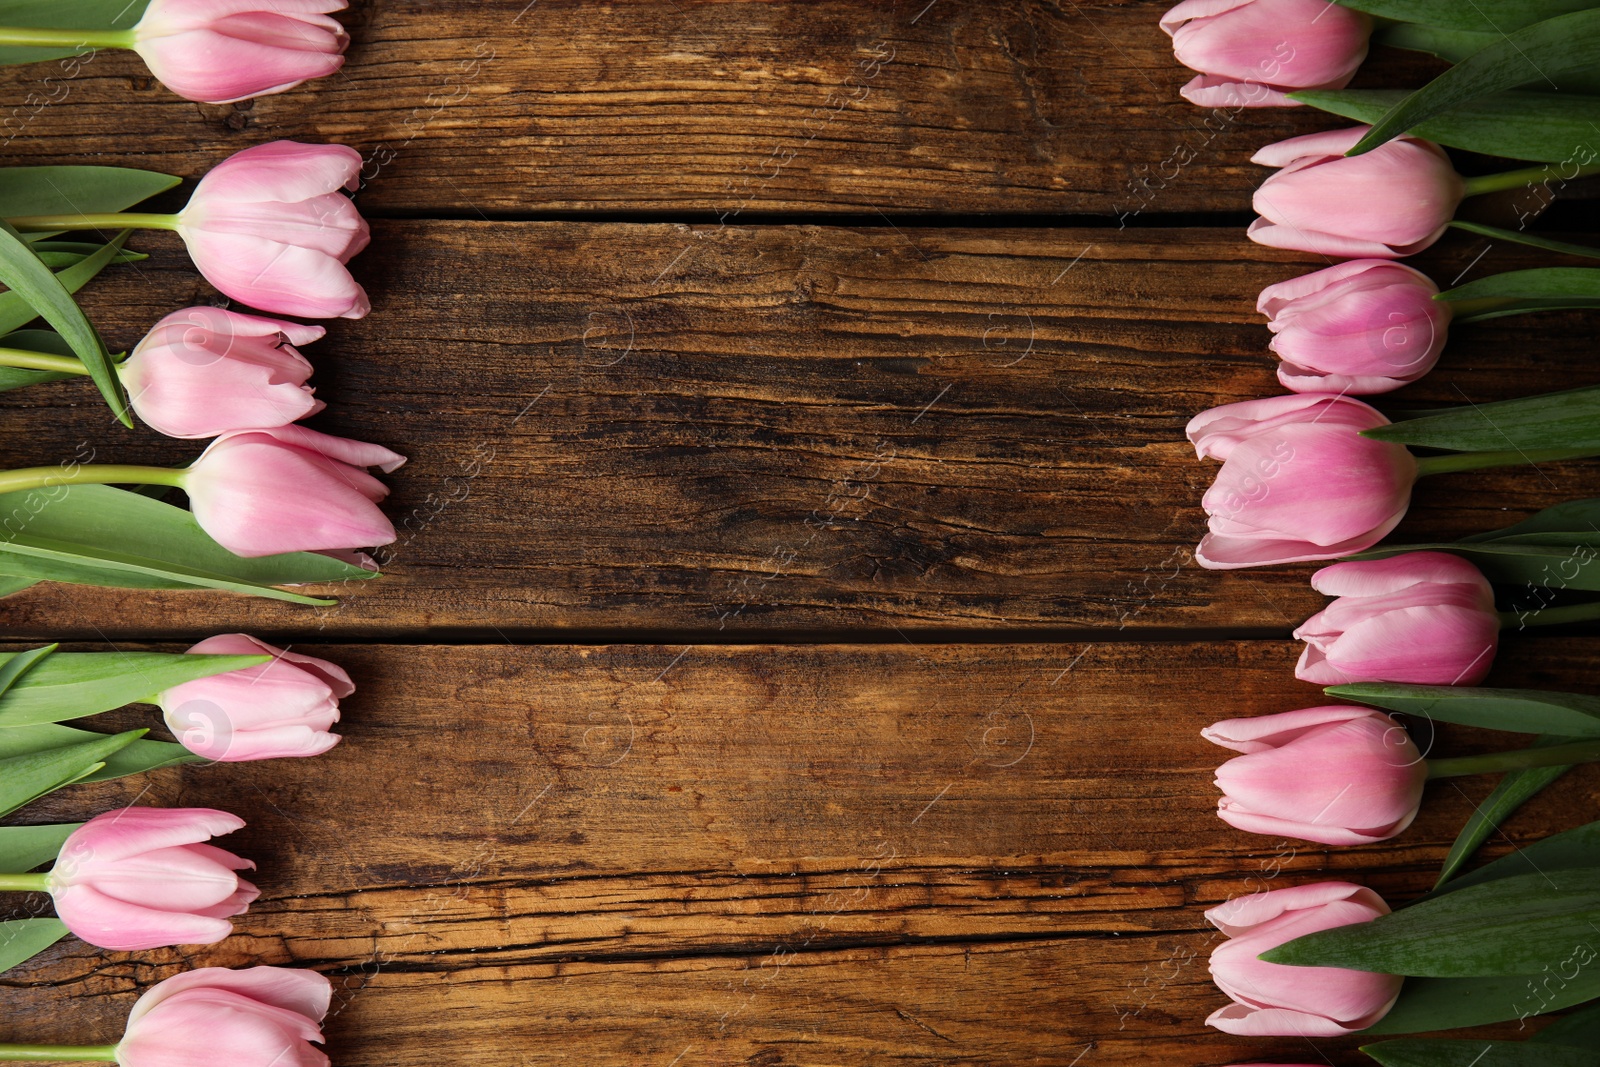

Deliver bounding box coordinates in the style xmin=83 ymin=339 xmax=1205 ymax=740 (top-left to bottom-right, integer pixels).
xmin=1162 ymin=0 xmax=1371 ymax=108
xmin=1259 ymin=261 xmax=1451 ymax=394
xmin=118 ymin=966 xmax=331 ymax=1067
xmin=132 ymin=1 xmax=349 ymax=105
xmin=1207 ymin=881 xmax=1401 ymax=1035
xmin=119 ymin=307 xmax=325 ymax=439
xmin=1187 ymin=393 xmax=1417 ymax=568
xmin=46 ymin=808 xmax=257 ymax=951
xmin=1296 ymin=552 xmax=1500 ymax=685
xmin=158 ymin=634 xmax=351 ymax=761
xmin=183 ymin=423 xmax=405 ymax=557
xmin=1204 ymin=705 xmax=1427 ymax=845
xmin=1250 ymin=127 xmax=1465 ymax=258
xmin=175 ymin=141 xmax=370 ymax=319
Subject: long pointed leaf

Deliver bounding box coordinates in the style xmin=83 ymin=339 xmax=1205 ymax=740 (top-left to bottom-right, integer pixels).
xmin=0 ymin=821 xmax=78 ymax=873
xmin=0 ymin=650 xmax=267 ymax=728
xmin=0 ymin=165 xmax=175 ymax=218
xmin=1434 ymin=737 xmax=1574 ymax=888
xmin=0 ymin=229 xmax=131 ymax=341
xmin=0 ymin=727 xmax=143 ymax=817
xmin=1451 ymin=221 xmax=1600 ymax=261
xmin=1365 ymin=972 xmax=1600 ymax=1033
xmin=1293 ymin=89 xmax=1600 ymax=164
xmin=0 ymin=723 xmax=197 ymax=782
xmin=1429 ymin=818 xmax=1600 ymax=897
xmin=1336 ymin=0 xmax=1600 ymax=32
xmin=1535 ymin=1000 xmax=1600 ymax=1046
xmin=1364 ymin=384 xmax=1600 ymax=451
xmin=0 ymin=918 xmax=68 ymax=975
xmin=0 ymin=643 xmax=53 ymax=700
xmin=1363 ymin=1039 xmax=1595 ymax=1066
xmin=1325 ymin=683 xmax=1600 ymax=737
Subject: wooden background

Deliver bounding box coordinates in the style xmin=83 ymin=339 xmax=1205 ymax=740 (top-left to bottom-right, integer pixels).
xmin=3 ymin=2 xmax=1598 ymax=1064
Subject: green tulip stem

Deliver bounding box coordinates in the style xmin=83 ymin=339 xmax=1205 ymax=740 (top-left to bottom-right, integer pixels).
xmin=0 ymin=27 xmax=134 ymax=51
xmin=0 ymin=464 xmax=187 ymax=496
xmin=0 ymin=872 xmax=49 ymax=891
xmin=1498 ymin=601 xmax=1600 ymax=629
xmin=0 ymin=1046 xmax=119 ymax=1063
xmin=0 ymin=346 xmax=89 ymax=376
xmin=1413 ymin=447 xmax=1600 ymax=477
xmin=1427 ymin=739 xmax=1600 ymax=780
xmin=5 ymin=213 xmax=178 ymax=234
xmin=1462 ymin=162 xmax=1600 ymax=198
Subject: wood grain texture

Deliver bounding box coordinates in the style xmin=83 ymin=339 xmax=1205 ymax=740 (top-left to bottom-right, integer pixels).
xmin=1 ymin=223 xmax=1596 ymax=639
xmin=5 ymin=641 xmax=1595 ymax=1065
xmin=0 ymin=0 xmax=1445 ymax=217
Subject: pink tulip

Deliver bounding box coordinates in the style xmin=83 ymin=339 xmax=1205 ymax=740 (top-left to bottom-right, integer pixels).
xmin=132 ymin=1 xmax=349 ymax=105
xmin=1250 ymin=126 xmax=1465 ymax=258
xmin=1162 ymin=0 xmax=1371 ymax=108
xmin=118 ymin=966 xmax=331 ymax=1067
xmin=1204 ymin=705 xmax=1427 ymax=845
xmin=1187 ymin=393 xmax=1417 ymax=568
xmin=1207 ymin=881 xmax=1401 ymax=1035
xmin=1259 ymin=261 xmax=1451 ymax=394
xmin=175 ymin=141 xmax=371 ymax=319
xmin=158 ymin=634 xmax=352 ymax=761
xmin=46 ymin=808 xmax=258 ymax=951
xmin=119 ymin=307 xmax=326 ymax=439
xmin=183 ymin=423 xmax=404 ymax=557
xmin=1296 ymin=552 xmax=1500 ymax=685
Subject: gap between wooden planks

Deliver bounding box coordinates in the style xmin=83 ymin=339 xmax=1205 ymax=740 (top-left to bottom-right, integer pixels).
xmin=7 ymin=641 xmax=1597 ymax=1065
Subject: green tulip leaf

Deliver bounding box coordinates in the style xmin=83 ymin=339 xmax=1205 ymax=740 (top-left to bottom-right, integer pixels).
xmin=0 ymin=723 xmax=197 ymax=782
xmin=1450 ymin=221 xmax=1600 ymax=261
xmin=0 ymin=1 xmax=150 ymax=64
xmin=0 ymin=231 xmax=134 ymax=338
xmin=1440 ymin=268 xmax=1600 ymax=310
xmin=1293 ymin=89 xmax=1600 ymax=163
xmin=1457 ymin=497 xmax=1600 ymax=542
xmin=0 ymin=918 xmax=68 ymax=975
xmin=0 ymin=649 xmax=268 ymax=728
xmin=0 ymin=575 xmax=36 ymax=597
xmin=1534 ymin=1000 xmax=1600 ymax=1047
xmin=1263 ymin=869 xmax=1600 ymax=977
xmin=1365 ymin=384 xmax=1600 ymax=451
xmin=0 ymin=483 xmax=377 ymax=605
xmin=0 ymin=329 xmax=79 ymax=393
xmin=0 ymin=821 xmax=77 ymax=873
xmin=1362 ymin=1038 xmax=1596 ymax=1066
xmin=0 ymin=643 xmax=53 ymax=700
xmin=1326 ymin=683 xmax=1600 ymax=738
xmin=1428 ymin=818 xmax=1600 ymax=898
xmin=1336 ymin=0 xmax=1600 ymax=33
xmin=1433 ymin=736 xmax=1575 ymax=888
xmin=0 ymin=165 xmax=174 ymax=219
xmin=1349 ymin=9 xmax=1600 ymax=155
xmin=0 ymin=727 xmax=143 ymax=818
xmin=1374 ymin=22 xmax=1498 ymax=62
xmin=1365 ymin=972 xmax=1600 ymax=1033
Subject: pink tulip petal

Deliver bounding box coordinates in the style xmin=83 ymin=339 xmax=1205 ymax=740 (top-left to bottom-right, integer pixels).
xmin=1310 ymin=551 xmax=1487 ymax=597
xmin=1205 ymin=880 xmax=1388 ymax=935
xmin=1202 ymin=705 xmax=1376 ymax=753
xmin=53 ymin=884 xmax=236 ymax=951
xmin=127 ymin=966 xmax=333 ymax=1027
xmin=53 ymin=808 xmax=244 ymax=866
xmin=1250 ymin=126 xmax=1369 ymax=168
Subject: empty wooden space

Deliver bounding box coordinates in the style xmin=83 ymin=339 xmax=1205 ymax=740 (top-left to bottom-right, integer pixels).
xmin=0 ymin=2 xmax=1596 ymax=1066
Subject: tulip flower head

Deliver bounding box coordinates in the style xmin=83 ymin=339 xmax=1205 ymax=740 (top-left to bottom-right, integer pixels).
xmin=175 ymin=141 xmax=371 ymax=319
xmin=1207 ymin=881 xmax=1401 ymax=1035
xmin=1295 ymin=552 xmax=1500 ymax=686
xmin=46 ymin=808 xmax=258 ymax=952
xmin=1162 ymin=0 xmax=1372 ymax=108
xmin=119 ymin=307 xmax=326 ymax=439
xmin=1187 ymin=393 xmax=1417 ymax=568
xmin=184 ymin=423 xmax=404 ymax=557
xmin=1259 ymin=261 xmax=1451 ymax=394
xmin=117 ymin=966 xmax=331 ymax=1067
xmin=1250 ymin=126 xmax=1465 ymax=258
xmin=1205 ymin=705 xmax=1427 ymax=845
xmin=132 ymin=0 xmax=350 ymax=105
xmin=159 ymin=634 xmax=352 ymax=762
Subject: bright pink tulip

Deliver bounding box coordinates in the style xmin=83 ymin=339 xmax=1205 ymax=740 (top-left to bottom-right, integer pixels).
xmin=46 ymin=808 xmax=257 ymax=951
xmin=1250 ymin=126 xmax=1465 ymax=258
xmin=1296 ymin=552 xmax=1499 ymax=685
xmin=1162 ymin=0 xmax=1371 ymax=108
xmin=1204 ymin=705 xmax=1427 ymax=845
xmin=118 ymin=966 xmax=331 ymax=1067
xmin=119 ymin=307 xmax=325 ymax=439
xmin=175 ymin=141 xmax=371 ymax=319
xmin=132 ymin=1 xmax=349 ymax=105
xmin=158 ymin=634 xmax=351 ymax=761
xmin=1260 ymin=260 xmax=1451 ymax=394
xmin=183 ymin=423 xmax=405 ymax=557
xmin=1207 ymin=881 xmax=1401 ymax=1035
xmin=1187 ymin=393 xmax=1417 ymax=568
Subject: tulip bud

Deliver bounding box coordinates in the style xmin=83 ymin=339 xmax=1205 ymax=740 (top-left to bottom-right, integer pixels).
xmin=117 ymin=966 xmax=331 ymax=1067
xmin=1259 ymin=261 xmax=1451 ymax=395
xmin=1207 ymin=881 xmax=1402 ymax=1035
xmin=158 ymin=634 xmax=352 ymax=761
xmin=174 ymin=141 xmax=371 ymax=320
xmin=184 ymin=423 xmax=405 ymax=557
xmin=1162 ymin=0 xmax=1372 ymax=108
xmin=1295 ymin=552 xmax=1500 ymax=686
xmin=1250 ymin=126 xmax=1465 ymax=258
xmin=1204 ymin=705 xmax=1427 ymax=845
xmin=46 ymin=808 xmax=258 ymax=951
xmin=131 ymin=0 xmax=349 ymax=105
xmin=1186 ymin=393 xmax=1417 ymax=568
xmin=119 ymin=307 xmax=326 ymax=439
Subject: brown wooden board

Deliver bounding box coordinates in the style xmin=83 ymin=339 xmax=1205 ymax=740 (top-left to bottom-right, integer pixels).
xmin=0 ymin=224 xmax=1595 ymax=640
xmin=5 ymin=641 xmax=1597 ymax=1065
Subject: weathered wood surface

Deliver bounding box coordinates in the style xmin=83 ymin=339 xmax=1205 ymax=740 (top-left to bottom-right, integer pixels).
xmin=0 ymin=0 xmax=1444 ymax=217
xmin=1 ymin=223 xmax=1595 ymax=639
xmin=6 ymin=641 xmax=1596 ymax=1066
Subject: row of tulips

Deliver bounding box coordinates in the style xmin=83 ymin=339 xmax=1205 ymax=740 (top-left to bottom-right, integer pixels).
xmin=1164 ymin=0 xmax=1600 ymax=1060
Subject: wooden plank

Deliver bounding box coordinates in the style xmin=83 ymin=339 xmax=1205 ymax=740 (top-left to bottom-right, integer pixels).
xmin=2 ymin=223 xmax=1595 ymax=639
xmin=4 ymin=641 xmax=1592 ymax=1065
xmin=0 ymin=0 xmax=1444 ymax=216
